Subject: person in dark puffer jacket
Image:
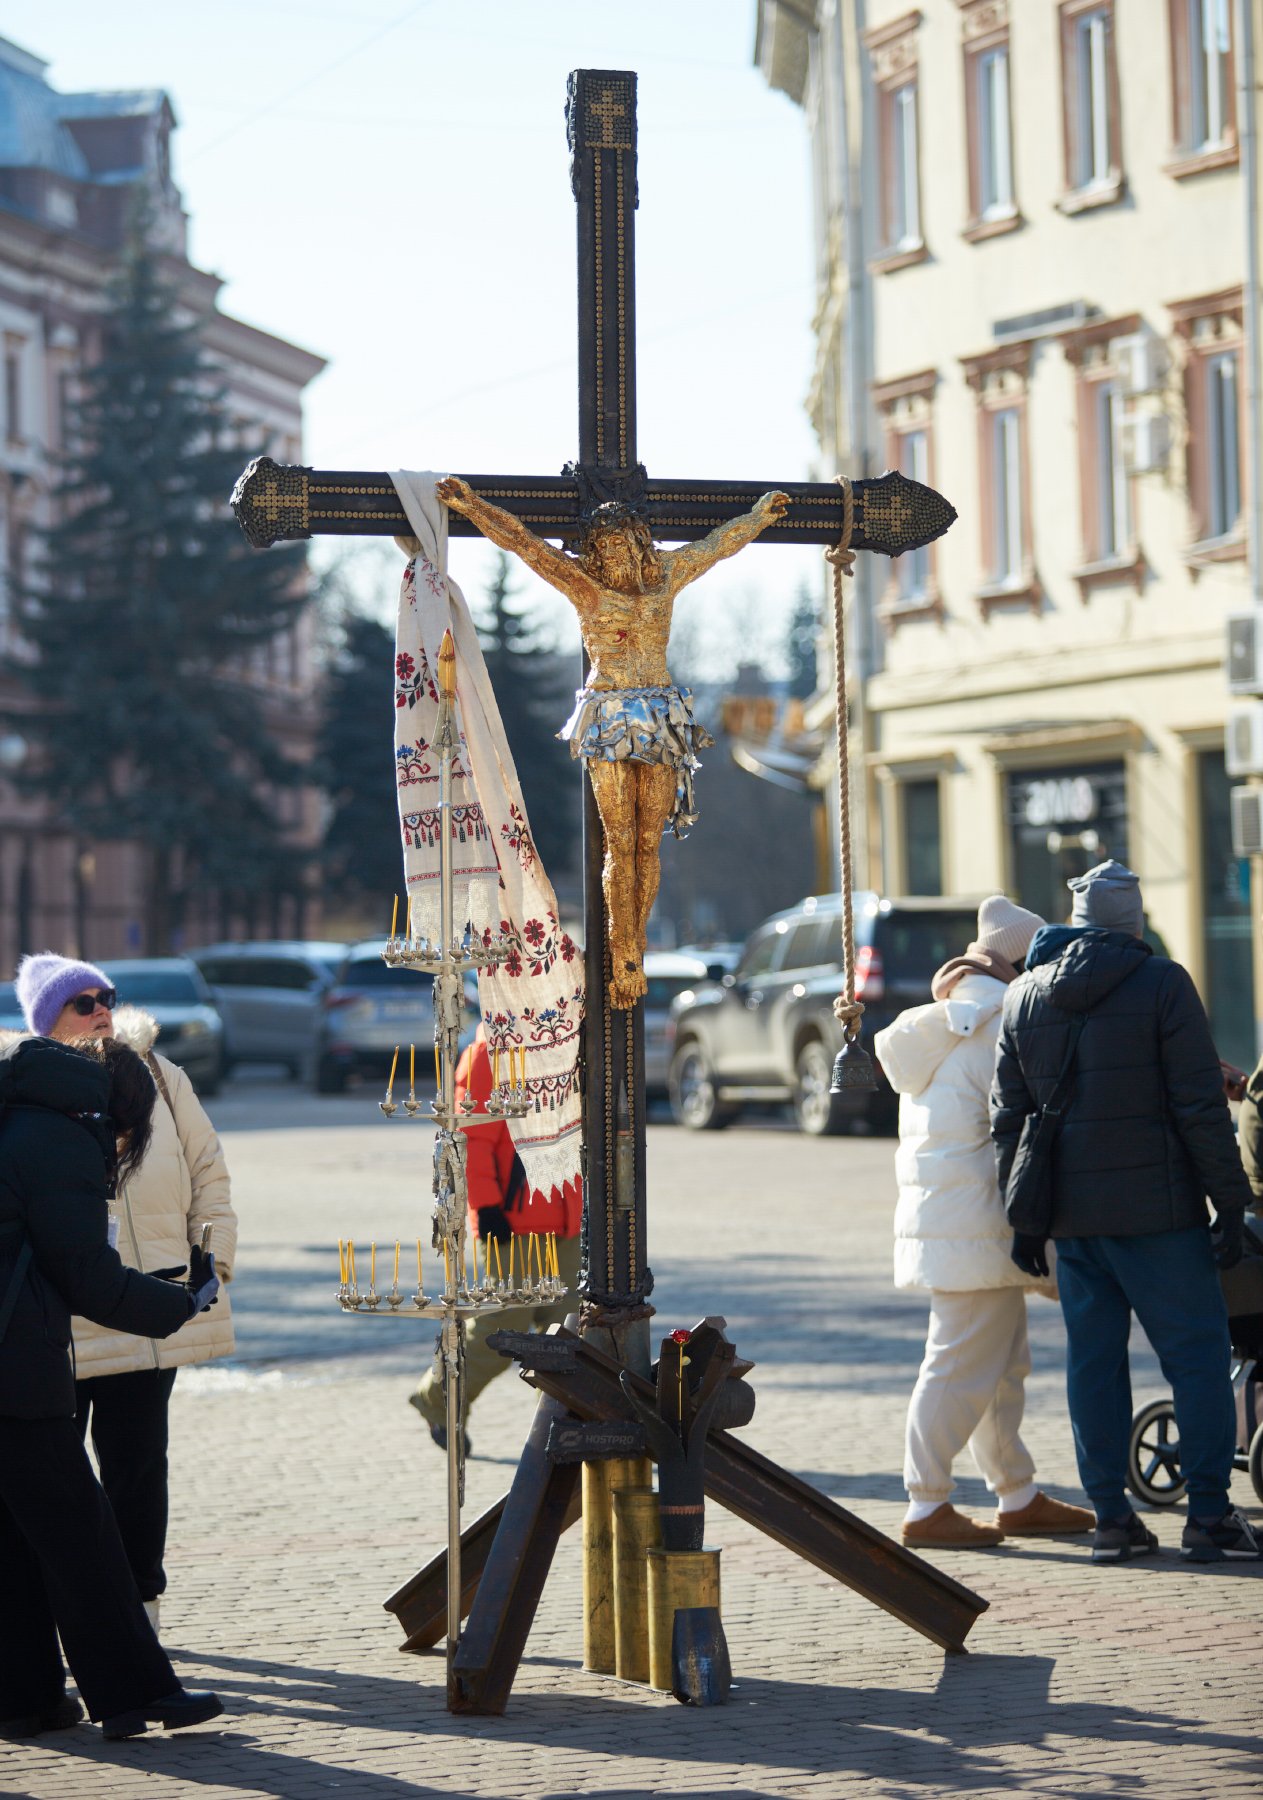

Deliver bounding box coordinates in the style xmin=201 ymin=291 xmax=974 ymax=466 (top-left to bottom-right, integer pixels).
xmin=991 ymin=859 xmax=1260 ymax=1567
xmin=0 ymin=1035 xmax=222 ymax=1741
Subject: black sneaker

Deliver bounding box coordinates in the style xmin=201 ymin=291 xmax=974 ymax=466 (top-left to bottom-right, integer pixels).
xmin=1091 ymin=1513 xmax=1159 ymax=1562
xmin=1181 ymin=1507 xmax=1263 ymax=1563
xmin=0 ymin=1694 xmax=82 ymax=1738
xmin=101 ymin=1688 xmax=224 ymax=1742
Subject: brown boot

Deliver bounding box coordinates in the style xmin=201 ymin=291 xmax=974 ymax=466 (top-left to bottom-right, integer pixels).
xmin=901 ymin=1503 xmax=1005 ymax=1548
xmin=996 ymin=1491 xmax=1095 ymax=1535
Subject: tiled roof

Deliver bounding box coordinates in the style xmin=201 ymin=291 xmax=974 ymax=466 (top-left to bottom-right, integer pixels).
xmin=0 ymin=34 xmax=169 ymax=177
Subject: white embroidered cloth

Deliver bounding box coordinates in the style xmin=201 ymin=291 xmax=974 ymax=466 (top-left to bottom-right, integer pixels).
xmin=390 ymin=472 xmax=584 ymax=1208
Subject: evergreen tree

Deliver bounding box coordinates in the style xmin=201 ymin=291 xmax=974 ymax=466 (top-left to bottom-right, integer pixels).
xmin=473 ymin=552 xmax=578 ymax=878
xmin=319 ymin=610 xmax=402 ymax=910
xmin=7 ymin=220 xmax=308 ymax=950
xmin=785 ymin=582 xmax=820 ymax=700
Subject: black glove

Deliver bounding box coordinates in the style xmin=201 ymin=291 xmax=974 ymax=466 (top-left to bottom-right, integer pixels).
xmin=1212 ymin=1209 xmax=1245 ymax=1271
xmin=184 ymin=1245 xmax=220 ymax=1316
xmin=477 ymin=1205 xmax=513 ymax=1245
xmin=1011 ymin=1233 xmax=1050 ymax=1279
xmin=149 ymin=1266 xmax=188 ymax=1282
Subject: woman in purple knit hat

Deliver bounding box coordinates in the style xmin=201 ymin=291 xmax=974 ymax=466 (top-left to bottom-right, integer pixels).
xmin=13 ymin=953 xmax=237 ymax=1639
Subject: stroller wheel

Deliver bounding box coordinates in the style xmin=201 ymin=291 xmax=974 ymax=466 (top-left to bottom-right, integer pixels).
xmin=1127 ymin=1398 xmax=1188 ymax=1507
xmin=1250 ymin=1424 xmax=1263 ymax=1506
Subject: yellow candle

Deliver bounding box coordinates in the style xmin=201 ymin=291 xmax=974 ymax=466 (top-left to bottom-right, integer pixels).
xmin=390 ymin=894 xmax=399 ymax=940
xmin=512 ymin=1047 xmax=521 ymax=1088
xmin=410 ymin=1043 xmax=415 ymax=1090
xmin=370 ymin=1241 xmax=376 ymax=1288
xmin=443 ymin=1239 xmax=451 ymax=1287
xmin=508 ymin=1234 xmax=515 ymax=1283
xmin=416 ymin=1237 xmax=423 ymax=1285
xmin=406 ymin=891 xmax=414 ymax=943
xmin=492 ymin=1237 xmax=503 ymax=1282
xmin=386 ymin=1045 xmax=399 ymax=1095
xmin=493 ymin=1047 xmax=500 ymax=1089
xmin=549 ymin=1234 xmax=558 ymax=1278
xmin=434 ymin=1045 xmax=441 ymax=1089
xmin=393 ymin=1240 xmax=400 ymax=1286
xmin=347 ymin=1241 xmax=356 ymax=1287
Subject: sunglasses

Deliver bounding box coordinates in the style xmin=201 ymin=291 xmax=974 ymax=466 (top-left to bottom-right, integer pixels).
xmin=69 ymin=989 xmax=117 ymax=1016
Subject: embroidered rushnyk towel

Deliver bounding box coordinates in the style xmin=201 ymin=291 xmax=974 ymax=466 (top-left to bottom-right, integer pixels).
xmin=390 ymin=472 xmax=584 ymax=1211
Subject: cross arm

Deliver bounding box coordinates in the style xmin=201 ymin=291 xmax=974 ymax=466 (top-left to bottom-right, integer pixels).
xmin=230 ymin=457 xmax=956 ymax=557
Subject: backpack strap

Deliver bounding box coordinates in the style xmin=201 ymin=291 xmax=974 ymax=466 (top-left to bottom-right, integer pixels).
xmin=1044 ymin=1013 xmax=1087 ymax=1121
xmin=146 ymin=1052 xmax=175 ymax=1118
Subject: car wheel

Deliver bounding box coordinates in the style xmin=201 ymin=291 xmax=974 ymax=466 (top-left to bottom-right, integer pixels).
xmin=668 ymin=1043 xmax=733 ymax=1131
xmin=316 ymin=1055 xmax=348 ymax=1096
xmin=793 ymin=1038 xmax=846 ymax=1137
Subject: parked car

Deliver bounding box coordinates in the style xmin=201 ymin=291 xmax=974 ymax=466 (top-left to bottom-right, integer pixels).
xmin=644 ymin=950 xmax=713 ymax=1097
xmin=668 ymin=893 xmax=980 ymax=1136
xmin=99 ymin=958 xmax=227 ymax=1095
xmin=189 ymin=940 xmax=346 ymax=1078
xmin=314 ymin=939 xmax=443 ymax=1094
xmin=676 ymin=942 xmax=744 ymax=978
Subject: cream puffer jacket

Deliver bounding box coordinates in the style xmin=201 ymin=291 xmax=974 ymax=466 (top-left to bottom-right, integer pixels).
xmin=874 ymin=971 xmax=1055 ymax=1297
xmin=71 ymin=1008 xmax=237 ymax=1377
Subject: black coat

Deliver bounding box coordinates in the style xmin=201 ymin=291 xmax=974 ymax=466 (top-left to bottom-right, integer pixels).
xmin=0 ymin=1038 xmax=190 ymax=1419
xmin=991 ymin=926 xmax=1253 ymax=1238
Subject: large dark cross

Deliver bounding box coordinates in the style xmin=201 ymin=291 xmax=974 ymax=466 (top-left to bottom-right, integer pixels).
xmin=232 ymin=70 xmax=964 ymax=1714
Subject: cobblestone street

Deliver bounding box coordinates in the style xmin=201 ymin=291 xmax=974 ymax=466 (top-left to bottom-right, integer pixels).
xmin=5 ymin=1078 xmax=1261 ymax=1800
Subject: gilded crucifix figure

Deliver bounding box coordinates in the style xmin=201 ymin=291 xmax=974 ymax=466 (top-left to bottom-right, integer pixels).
xmin=437 ymin=476 xmax=789 ymax=1007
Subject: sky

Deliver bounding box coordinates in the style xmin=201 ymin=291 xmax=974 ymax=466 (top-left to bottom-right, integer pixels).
xmin=15 ymin=1 xmax=824 ymax=676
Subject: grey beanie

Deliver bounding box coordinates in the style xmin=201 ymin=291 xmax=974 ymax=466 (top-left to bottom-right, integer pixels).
xmin=1067 ymin=859 xmax=1144 ymax=936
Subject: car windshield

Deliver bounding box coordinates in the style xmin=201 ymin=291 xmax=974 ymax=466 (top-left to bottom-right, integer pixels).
xmin=645 ymin=974 xmax=702 ymax=1008
xmin=873 ymin=912 xmax=978 ymax=980
xmin=103 ymin=970 xmax=204 ymax=1006
xmin=338 ymin=959 xmax=433 ymax=990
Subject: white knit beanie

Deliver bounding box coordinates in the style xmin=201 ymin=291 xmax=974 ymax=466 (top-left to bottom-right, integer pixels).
xmin=975 ymin=895 xmax=1045 ymax=965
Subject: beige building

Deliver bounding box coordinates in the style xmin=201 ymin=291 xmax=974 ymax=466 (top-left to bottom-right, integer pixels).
xmin=0 ymin=34 xmax=325 ymax=964
xmin=758 ymin=0 xmax=1260 ymax=1066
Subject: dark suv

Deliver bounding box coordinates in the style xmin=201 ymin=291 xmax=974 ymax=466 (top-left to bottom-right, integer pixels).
xmin=667 ymin=892 xmax=978 ymax=1135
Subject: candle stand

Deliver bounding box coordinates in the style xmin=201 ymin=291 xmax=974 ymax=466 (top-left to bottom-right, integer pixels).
xmin=335 ymin=628 xmax=565 ymax=1701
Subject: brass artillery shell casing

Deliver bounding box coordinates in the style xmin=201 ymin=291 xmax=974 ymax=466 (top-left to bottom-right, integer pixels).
xmin=646 ymin=1547 xmax=722 ymax=1692
xmin=582 ymin=1457 xmax=652 ymax=1676
xmin=612 ymin=1486 xmax=661 ymax=1685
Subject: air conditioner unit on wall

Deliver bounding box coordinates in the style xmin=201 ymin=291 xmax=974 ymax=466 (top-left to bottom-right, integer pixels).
xmin=1115 ymin=331 xmax=1168 ymax=398
xmin=1231 ymin=786 xmax=1263 ymax=857
xmin=1121 ymin=410 xmax=1170 ymax=475
xmin=1228 ymin=613 xmax=1263 ymax=694
xmin=1226 ymin=703 xmax=1263 ymax=775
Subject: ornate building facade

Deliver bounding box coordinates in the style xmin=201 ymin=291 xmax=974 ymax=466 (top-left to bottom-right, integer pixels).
xmin=758 ymin=0 xmax=1259 ymax=1065
xmin=0 ymin=33 xmax=325 ymax=964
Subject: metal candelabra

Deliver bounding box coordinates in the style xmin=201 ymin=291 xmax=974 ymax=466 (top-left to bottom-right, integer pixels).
xmin=334 ymin=626 xmax=565 ymax=1686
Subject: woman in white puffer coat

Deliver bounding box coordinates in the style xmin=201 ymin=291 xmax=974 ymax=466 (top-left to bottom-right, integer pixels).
xmin=874 ymin=897 xmax=1092 ymax=1551
xmin=12 ymin=953 xmax=237 ymax=1633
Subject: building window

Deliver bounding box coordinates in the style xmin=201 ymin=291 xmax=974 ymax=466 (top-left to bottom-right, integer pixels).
xmin=1007 ymin=762 xmax=1128 ymax=922
xmin=1170 ymin=289 xmax=1245 ymax=554
xmin=3 ymin=338 xmax=22 ymax=444
xmin=872 ymin=368 xmax=941 ymax=623
xmin=903 ymin=779 xmax=943 ymax=896
xmin=1059 ymin=3 xmax=1122 ymax=207
xmin=1168 ymin=0 xmax=1236 ymax=172
xmin=959 ymin=3 xmax=1020 ymax=239
xmin=1061 ymin=316 xmax=1145 ymax=586
xmin=961 ymin=339 xmax=1037 ymax=610
xmin=865 ymin=12 xmax=926 ymax=271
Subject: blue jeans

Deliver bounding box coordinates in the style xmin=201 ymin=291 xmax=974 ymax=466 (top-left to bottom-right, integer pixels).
xmin=1056 ymin=1226 xmax=1235 ymax=1521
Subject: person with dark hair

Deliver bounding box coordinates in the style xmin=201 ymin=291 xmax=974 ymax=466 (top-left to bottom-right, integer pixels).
xmin=992 ymin=860 xmax=1260 ymax=1566
xmin=14 ymin=952 xmax=237 ymax=1635
xmin=0 ymin=1032 xmax=223 ymax=1740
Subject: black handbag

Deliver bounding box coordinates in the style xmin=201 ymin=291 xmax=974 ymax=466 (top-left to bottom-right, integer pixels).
xmin=1004 ymin=1014 xmax=1086 ymax=1236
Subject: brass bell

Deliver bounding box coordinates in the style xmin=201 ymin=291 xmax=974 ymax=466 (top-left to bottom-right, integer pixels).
xmin=830 ymin=1036 xmax=877 ymax=1095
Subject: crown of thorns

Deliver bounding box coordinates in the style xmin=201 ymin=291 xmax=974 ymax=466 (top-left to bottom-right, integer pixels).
xmin=579 ymin=502 xmax=653 ymax=548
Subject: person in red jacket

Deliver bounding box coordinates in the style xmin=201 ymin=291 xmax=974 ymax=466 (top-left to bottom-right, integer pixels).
xmin=409 ymin=1027 xmax=582 ymax=1449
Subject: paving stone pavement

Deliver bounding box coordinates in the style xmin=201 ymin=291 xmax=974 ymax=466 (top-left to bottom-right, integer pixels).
xmin=4 ymin=1086 xmax=1261 ymax=1800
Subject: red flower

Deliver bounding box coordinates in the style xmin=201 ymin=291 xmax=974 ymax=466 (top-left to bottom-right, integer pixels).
xmin=669 ymin=1329 xmax=691 ymax=1344
xmin=523 ymin=919 xmax=546 ymax=946
xmin=505 ymin=949 xmax=523 ymax=977
xmin=560 ymin=935 xmax=576 ymax=962
xmin=396 ymin=653 xmax=415 ymax=679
